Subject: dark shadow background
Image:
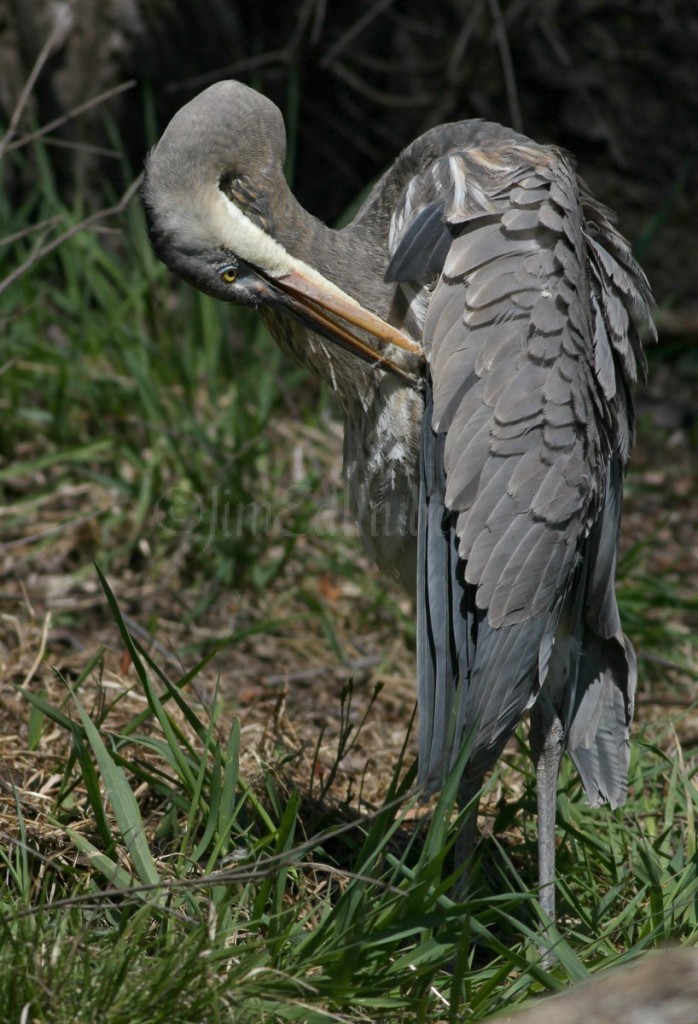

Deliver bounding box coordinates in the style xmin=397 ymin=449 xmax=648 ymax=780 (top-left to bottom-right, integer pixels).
xmin=2 ymin=0 xmax=696 ymax=310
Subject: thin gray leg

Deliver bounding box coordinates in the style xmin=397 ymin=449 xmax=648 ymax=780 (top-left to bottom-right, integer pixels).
xmin=530 ymin=698 xmax=564 ymax=958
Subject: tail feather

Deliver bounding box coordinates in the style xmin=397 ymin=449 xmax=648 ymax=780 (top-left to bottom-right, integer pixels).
xmin=567 ymin=630 xmax=636 ymax=808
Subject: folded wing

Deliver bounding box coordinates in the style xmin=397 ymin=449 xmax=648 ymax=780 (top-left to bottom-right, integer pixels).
xmin=385 ymin=128 xmax=653 ymax=794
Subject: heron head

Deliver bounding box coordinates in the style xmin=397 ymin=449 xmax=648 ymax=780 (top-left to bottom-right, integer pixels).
xmin=143 ymin=81 xmax=423 ymax=379
xmin=143 ymin=80 xmax=298 ymax=305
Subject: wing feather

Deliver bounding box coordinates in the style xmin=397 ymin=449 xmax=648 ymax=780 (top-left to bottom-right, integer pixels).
xmin=386 ymin=125 xmax=652 ymax=794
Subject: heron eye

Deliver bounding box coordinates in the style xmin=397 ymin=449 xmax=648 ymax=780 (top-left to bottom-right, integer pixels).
xmin=221 ymin=266 xmax=238 ymax=284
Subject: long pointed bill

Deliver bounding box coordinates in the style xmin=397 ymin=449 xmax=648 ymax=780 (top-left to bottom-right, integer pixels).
xmin=272 ymin=267 xmax=424 ymax=384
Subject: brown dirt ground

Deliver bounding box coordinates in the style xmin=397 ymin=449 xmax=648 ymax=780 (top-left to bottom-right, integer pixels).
xmin=1 ymin=364 xmax=697 ymax=857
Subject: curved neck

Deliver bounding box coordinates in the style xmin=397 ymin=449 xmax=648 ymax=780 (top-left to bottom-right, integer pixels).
xmin=258 ymin=178 xmax=408 ymax=409
xmin=269 ymin=182 xmax=395 ymax=321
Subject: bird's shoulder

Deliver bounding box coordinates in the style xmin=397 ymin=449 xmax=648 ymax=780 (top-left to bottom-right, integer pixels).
xmin=381 ymin=121 xmax=653 ymax=628
xmin=388 ymin=120 xmax=557 ymax=245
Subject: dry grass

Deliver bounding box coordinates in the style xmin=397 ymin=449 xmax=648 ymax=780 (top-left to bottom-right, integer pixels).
xmin=2 ymin=393 xmax=696 ymax=870
xmin=1 ymin=57 xmax=696 ymax=1019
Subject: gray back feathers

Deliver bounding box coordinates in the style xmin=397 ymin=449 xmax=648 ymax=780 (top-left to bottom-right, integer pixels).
xmin=385 ymin=128 xmax=653 ymax=796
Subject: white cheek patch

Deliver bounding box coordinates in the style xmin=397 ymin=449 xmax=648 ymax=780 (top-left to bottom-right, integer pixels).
xmin=213 ymin=192 xmax=366 ymax=312
xmin=214 ymin=192 xmax=293 ymax=276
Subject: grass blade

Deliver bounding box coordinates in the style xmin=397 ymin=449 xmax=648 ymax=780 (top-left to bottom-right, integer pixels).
xmin=73 ymin=696 xmax=161 ymax=889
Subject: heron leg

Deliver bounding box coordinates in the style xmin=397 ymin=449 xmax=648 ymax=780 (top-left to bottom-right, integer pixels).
xmin=530 ymin=697 xmax=564 ymax=952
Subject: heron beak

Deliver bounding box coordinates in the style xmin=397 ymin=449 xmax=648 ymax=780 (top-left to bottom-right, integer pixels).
xmin=269 ymin=267 xmax=424 ymax=382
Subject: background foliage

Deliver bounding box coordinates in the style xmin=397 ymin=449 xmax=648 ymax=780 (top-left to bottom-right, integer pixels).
xmin=0 ymin=3 xmax=696 ymax=1021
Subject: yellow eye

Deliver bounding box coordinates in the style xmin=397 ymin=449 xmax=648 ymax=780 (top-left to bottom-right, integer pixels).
xmin=221 ymin=266 xmax=238 ymax=283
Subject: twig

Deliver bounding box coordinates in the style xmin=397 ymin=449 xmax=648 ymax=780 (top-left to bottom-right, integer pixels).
xmin=169 ymin=52 xmax=288 ymax=94
xmin=5 ymin=219 xmax=63 ymax=288
xmin=21 ymin=612 xmax=52 ymax=689
xmin=330 ymin=61 xmax=435 ymax=109
xmin=635 ymin=696 xmax=697 ymax=708
xmin=5 ymin=80 xmax=137 ymax=155
xmin=260 ymin=656 xmax=379 ymax=688
xmin=654 ymin=307 xmax=698 ymax=338
xmin=0 ymin=18 xmax=67 ymax=160
xmin=0 ymin=215 xmax=65 ymax=249
xmin=638 ymin=648 xmax=698 ymax=678
xmin=173 ymin=3 xmax=318 ymax=94
xmin=487 ymin=0 xmax=523 ymax=133
xmin=0 ymin=507 xmax=111 ymax=552
xmin=0 ymin=173 xmax=143 ymax=296
xmin=321 ymin=0 xmax=397 ymax=66
xmin=4 ymin=785 xmax=420 ymax=919
xmin=447 ymin=0 xmax=486 ymax=84
xmin=33 ymin=137 xmax=122 ymax=160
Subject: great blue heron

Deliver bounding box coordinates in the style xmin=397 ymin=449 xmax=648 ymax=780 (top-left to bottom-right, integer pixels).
xmin=143 ymin=80 xmax=653 ymax=926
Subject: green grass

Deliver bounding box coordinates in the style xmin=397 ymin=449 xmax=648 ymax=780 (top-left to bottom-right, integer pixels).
xmin=1 ymin=133 xmax=697 ymax=1023
xmin=3 ymin=573 xmax=696 ymax=1022
xmin=0 ymin=138 xmax=316 ymax=598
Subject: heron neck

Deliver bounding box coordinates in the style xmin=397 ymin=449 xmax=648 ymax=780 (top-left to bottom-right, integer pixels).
xmin=273 ymin=187 xmax=394 ymax=320
xmin=263 ymin=185 xmax=404 ymax=407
